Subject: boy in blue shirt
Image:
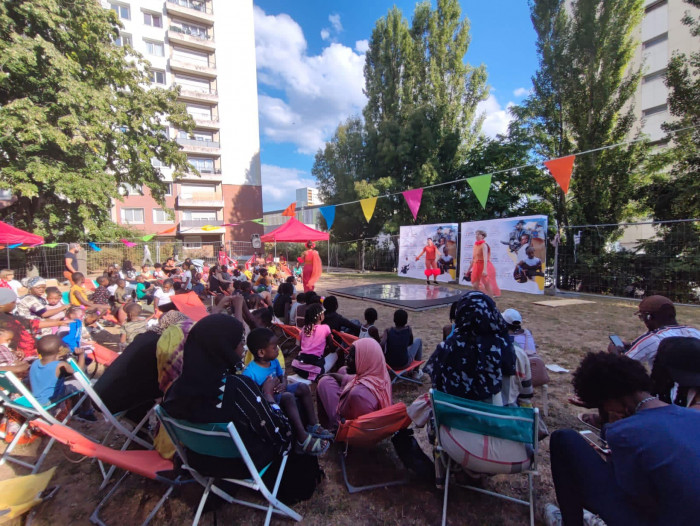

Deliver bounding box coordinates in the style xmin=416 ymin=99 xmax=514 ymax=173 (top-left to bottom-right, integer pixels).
xmin=243 ymin=328 xmax=332 ymax=455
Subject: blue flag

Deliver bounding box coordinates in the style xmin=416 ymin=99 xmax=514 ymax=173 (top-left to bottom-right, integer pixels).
xmin=88 ymin=242 xmax=101 ymax=252
xmin=319 ymin=205 xmax=336 ymax=230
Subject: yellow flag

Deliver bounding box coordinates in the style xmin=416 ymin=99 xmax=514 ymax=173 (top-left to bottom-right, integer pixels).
xmin=360 ymin=197 xmax=378 ymax=222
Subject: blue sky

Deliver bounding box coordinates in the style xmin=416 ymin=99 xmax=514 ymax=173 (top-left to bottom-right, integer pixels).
xmin=253 ymin=1 xmax=538 ymax=211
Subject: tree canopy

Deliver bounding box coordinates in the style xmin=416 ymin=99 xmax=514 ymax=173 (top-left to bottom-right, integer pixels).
xmin=0 ymin=0 xmax=193 ymax=241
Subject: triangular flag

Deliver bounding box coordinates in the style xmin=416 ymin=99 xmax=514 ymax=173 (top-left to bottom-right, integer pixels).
xmin=43 ymin=243 xmax=58 ymax=248
xmin=467 ymin=174 xmax=492 ymax=209
xmin=221 ymin=223 xmax=240 ymax=227
xmin=19 ymin=246 xmax=30 ymax=250
xmin=544 ymin=155 xmax=576 ymax=194
xmin=88 ymin=242 xmax=101 ymax=252
xmin=402 ymin=189 xmax=423 ymax=221
xmin=251 ymin=218 xmax=266 ymax=225
xmin=141 ymin=234 xmax=155 ymax=242
xmin=158 ymin=226 xmax=177 ymax=234
xmin=319 ymin=205 xmax=336 ymax=230
xmin=281 ymin=202 xmax=296 ymax=217
xmin=120 ymin=239 xmax=137 ymax=248
xmin=201 ymin=225 xmax=220 ymax=231
xmin=360 ymin=197 xmax=377 ymax=223
xmin=8 ymin=243 xmax=21 ymax=249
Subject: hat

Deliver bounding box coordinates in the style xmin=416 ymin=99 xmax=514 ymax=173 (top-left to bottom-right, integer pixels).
xmin=637 ymin=295 xmax=675 ymax=315
xmin=24 ymin=276 xmax=46 ymax=289
xmin=0 ymin=288 xmax=17 ymax=305
xmin=501 ymin=308 xmax=522 ymax=325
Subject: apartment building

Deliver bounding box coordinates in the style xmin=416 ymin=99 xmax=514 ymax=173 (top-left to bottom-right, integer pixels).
xmin=106 ymin=0 xmax=263 ymax=248
xmin=263 ymin=187 xmax=324 ymax=233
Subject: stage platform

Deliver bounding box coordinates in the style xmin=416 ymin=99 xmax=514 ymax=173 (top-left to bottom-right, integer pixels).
xmin=328 ymin=282 xmax=464 ymax=311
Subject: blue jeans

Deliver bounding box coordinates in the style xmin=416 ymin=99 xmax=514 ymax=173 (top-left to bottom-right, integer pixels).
xmin=401 ymin=338 xmax=423 ymax=368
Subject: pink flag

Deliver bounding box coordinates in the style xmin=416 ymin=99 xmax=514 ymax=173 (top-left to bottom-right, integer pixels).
xmin=120 ymin=239 xmax=137 ymax=248
xmin=402 ymin=188 xmax=423 ymax=221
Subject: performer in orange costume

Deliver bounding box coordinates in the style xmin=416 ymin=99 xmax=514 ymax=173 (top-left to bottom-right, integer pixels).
xmin=416 ymin=238 xmax=440 ymax=285
xmin=300 ymin=240 xmax=323 ymax=292
xmin=467 ymin=230 xmax=501 ymax=297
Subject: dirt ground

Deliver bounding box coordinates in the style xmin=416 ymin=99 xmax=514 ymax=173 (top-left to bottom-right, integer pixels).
xmin=2 ymin=273 xmax=699 ymax=525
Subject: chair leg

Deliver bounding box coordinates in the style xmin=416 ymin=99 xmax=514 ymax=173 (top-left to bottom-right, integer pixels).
xmin=442 ymin=457 xmax=451 ymax=526
xmin=0 ymin=420 xmax=33 ymax=470
xmin=339 ymin=448 xmax=408 ymax=494
xmin=528 ymin=472 xmax=535 ymax=526
xmin=192 ymin=477 xmax=213 ymax=526
xmin=542 ymin=385 xmax=549 ymax=417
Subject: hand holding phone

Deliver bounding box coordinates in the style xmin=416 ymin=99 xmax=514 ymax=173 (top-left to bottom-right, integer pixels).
xmin=580 ymin=430 xmax=611 ymax=455
xmin=609 ymin=334 xmax=624 ymax=348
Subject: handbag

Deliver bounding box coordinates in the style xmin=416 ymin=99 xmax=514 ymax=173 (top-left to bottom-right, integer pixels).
xmin=407 ymin=393 xmax=432 ymax=428
xmin=463 ymin=270 xmax=472 ymax=283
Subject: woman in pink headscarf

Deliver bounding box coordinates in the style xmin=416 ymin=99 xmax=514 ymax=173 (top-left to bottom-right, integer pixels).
xmin=316 ymin=338 xmax=393 ymax=430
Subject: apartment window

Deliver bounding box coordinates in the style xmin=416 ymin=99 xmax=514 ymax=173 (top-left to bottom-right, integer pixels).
xmin=144 ymin=40 xmax=165 ymax=57
xmin=182 ymin=211 xmax=217 ymax=221
xmin=174 ymin=74 xmax=211 ymax=93
xmin=643 ymin=69 xmax=666 ymax=83
xmin=643 ymin=32 xmax=668 ymax=49
xmin=120 ymin=183 xmax=142 ymax=195
xmin=149 ymin=69 xmax=166 ymax=84
xmin=183 ymin=236 xmax=202 ymax=249
xmin=181 ymin=184 xmax=216 ymax=196
xmin=115 ymin=33 xmax=132 ymax=47
xmin=164 ymin=182 xmax=172 ymax=196
xmin=188 ymin=157 xmax=214 ymax=173
xmin=153 ymin=208 xmax=173 ymax=224
xmin=171 ymin=20 xmax=208 ymax=39
xmin=642 ymin=104 xmax=668 ymax=117
xmin=110 ymin=3 xmax=130 ymax=20
xmin=151 ymin=158 xmax=163 ymax=168
xmin=143 ymin=12 xmax=163 ymax=28
xmin=193 ymin=130 xmax=213 ymax=142
xmin=645 ymin=0 xmax=667 ymax=13
xmin=185 ymin=104 xmax=212 ymax=120
xmin=121 ymin=208 xmax=144 ymax=224
xmin=172 ymin=46 xmax=210 ymax=66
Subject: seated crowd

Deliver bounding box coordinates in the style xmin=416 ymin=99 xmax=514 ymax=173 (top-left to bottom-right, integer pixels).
xmin=0 ymin=257 xmax=698 ymax=525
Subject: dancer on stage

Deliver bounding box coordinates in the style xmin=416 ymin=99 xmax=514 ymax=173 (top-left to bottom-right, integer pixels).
xmin=416 ymin=237 xmax=440 ymax=285
xmin=466 ymin=230 xmax=501 ymax=297
xmin=300 ymin=240 xmax=322 ymax=292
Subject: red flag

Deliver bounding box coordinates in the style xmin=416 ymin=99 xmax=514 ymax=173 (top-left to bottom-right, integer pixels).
xmin=281 ymin=202 xmax=296 ymax=217
xmin=544 ymin=155 xmax=576 ymax=194
xmin=245 ymin=254 xmax=255 ymax=270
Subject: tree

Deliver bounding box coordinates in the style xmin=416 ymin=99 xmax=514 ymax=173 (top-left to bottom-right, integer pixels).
xmin=0 ymin=0 xmax=193 ymax=241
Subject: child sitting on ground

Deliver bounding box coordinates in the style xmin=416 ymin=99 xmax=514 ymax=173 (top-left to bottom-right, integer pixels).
xmin=91 ymin=276 xmax=111 ymax=308
xmin=501 ymin=309 xmax=537 ymax=355
xmin=243 ymin=328 xmax=331 ymax=455
xmin=0 ymin=269 xmax=22 ymax=295
xmin=359 ymin=308 xmax=381 ymax=342
xmin=57 ymin=306 xmax=95 ymax=354
xmin=70 ymin=272 xmax=109 ymax=312
xmin=381 ymin=309 xmax=423 ymax=378
xmin=120 ymin=303 xmax=149 ymax=348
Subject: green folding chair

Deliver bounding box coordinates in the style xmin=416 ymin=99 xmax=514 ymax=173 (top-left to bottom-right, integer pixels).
xmin=154 ymin=405 xmax=302 ymax=526
xmin=430 ymin=389 xmax=539 ymax=526
xmin=0 ymin=371 xmax=88 ymax=473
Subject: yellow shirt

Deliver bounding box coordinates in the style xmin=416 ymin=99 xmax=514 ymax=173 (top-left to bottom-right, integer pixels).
xmin=69 ymin=284 xmax=88 ymax=306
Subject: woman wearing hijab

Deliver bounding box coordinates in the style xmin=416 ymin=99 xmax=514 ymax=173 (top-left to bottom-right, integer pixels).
xmin=16 ymin=277 xmax=70 ymax=336
xmin=316 ymin=338 xmax=393 ymax=430
xmin=300 ymin=241 xmax=322 ymax=293
xmin=162 ymin=314 xmax=292 ymax=477
xmin=425 ymin=291 xmax=515 ymax=405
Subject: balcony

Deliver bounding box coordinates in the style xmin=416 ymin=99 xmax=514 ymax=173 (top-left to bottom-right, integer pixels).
xmin=189 ymin=116 xmax=219 ymax=129
xmin=176 ymin=85 xmax=218 ymax=104
xmin=176 ymin=137 xmax=220 ymax=154
xmin=166 ymin=0 xmax=214 ymax=25
xmin=177 ymin=168 xmax=222 ymax=182
xmin=179 ymin=219 xmax=225 ymax=235
xmin=167 ymin=27 xmax=215 ymax=52
xmin=176 ymin=192 xmax=224 ymax=208
xmin=169 ymin=56 xmax=216 ymax=78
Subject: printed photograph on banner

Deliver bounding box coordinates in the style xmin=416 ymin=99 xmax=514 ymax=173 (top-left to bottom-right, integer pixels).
xmin=397 ymin=223 xmax=459 ymax=283
xmin=459 ymin=215 xmax=548 ymax=295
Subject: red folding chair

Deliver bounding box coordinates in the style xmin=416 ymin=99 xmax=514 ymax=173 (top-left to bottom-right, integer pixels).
xmin=334 ymin=403 xmax=412 ymax=493
xmin=331 ymin=330 xmax=358 ymax=354
xmin=273 ymin=323 xmax=301 ymax=356
xmin=386 ymin=360 xmax=425 ymax=385
xmin=171 ymin=292 xmax=209 ymax=322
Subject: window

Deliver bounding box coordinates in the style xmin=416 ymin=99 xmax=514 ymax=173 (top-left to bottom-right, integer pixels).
xmin=149 ymin=69 xmax=165 ymax=84
xmin=115 ymin=33 xmax=132 ymax=47
xmin=121 ymin=208 xmax=144 ymax=224
xmin=643 ymin=69 xmax=666 ymax=83
xmin=110 ymin=3 xmax=130 ymax=20
xmin=171 ymin=21 xmax=208 ymax=39
xmin=164 ymin=183 xmax=172 ymax=196
xmin=172 ymin=46 xmax=210 ymax=66
xmin=174 ymin=74 xmax=211 ymax=93
xmin=120 ymin=183 xmax=142 ymax=195
xmin=642 ymin=104 xmax=668 ymax=117
xmin=182 ymin=211 xmax=217 ymax=221
xmin=144 ymin=40 xmax=165 ymax=57
xmin=185 ymin=104 xmax=212 ymax=120
xmin=643 ymin=32 xmax=668 ymax=49
xmin=181 ymin=184 xmax=216 ymax=196
xmin=188 ymin=157 xmax=214 ymax=173
xmin=183 ymin=236 xmax=202 ymax=249
xmin=151 ymin=158 xmax=163 ymax=168
xmin=143 ymin=12 xmax=163 ymax=28
xmin=153 ymin=208 xmax=173 ymax=224
xmin=193 ymin=131 xmax=213 ymax=142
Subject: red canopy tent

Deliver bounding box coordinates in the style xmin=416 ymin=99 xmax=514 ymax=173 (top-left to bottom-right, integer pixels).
xmin=260 ymin=217 xmax=329 ymax=243
xmin=0 ymin=222 xmax=44 ymax=246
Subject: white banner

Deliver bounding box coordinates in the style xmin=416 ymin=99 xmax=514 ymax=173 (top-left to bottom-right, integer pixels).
xmin=459 ymin=215 xmax=548 ymax=295
xmin=398 ymin=223 xmax=459 ymax=283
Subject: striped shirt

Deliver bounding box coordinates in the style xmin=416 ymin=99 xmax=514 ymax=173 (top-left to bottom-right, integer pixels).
xmin=626 ymin=325 xmax=700 ymax=367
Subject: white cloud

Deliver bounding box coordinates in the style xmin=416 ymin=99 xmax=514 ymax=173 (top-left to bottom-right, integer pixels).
xmin=477 ymin=94 xmax=515 ymax=138
xmin=355 ymin=39 xmax=369 ymax=53
xmin=328 ymin=14 xmax=343 ymax=33
xmin=320 ymin=28 xmax=330 ymax=41
xmin=260 ymin=164 xmax=317 ymax=211
xmin=254 ymin=7 xmax=367 ymax=154
xmin=513 ymin=87 xmax=530 ymax=97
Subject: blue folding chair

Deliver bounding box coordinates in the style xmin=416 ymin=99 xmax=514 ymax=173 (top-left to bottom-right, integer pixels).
xmin=154 ymin=405 xmax=302 ymax=526
xmin=430 ymin=389 xmax=539 ymax=526
xmin=0 ymin=371 xmax=88 ymax=472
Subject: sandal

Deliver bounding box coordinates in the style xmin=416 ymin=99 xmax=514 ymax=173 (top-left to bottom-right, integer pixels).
xmin=306 ymin=424 xmax=334 ymax=440
xmin=577 ymin=412 xmax=601 ymax=431
xmin=298 ymin=433 xmax=330 ymax=456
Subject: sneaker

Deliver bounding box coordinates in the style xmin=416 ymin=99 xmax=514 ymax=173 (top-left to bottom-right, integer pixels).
xmin=543 ymin=503 xmax=562 ymax=526
xmin=583 ymin=510 xmax=608 ymax=526
xmin=413 ymin=368 xmax=424 ymax=380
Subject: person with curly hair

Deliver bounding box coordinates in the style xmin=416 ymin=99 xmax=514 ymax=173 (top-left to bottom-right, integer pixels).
xmin=549 ymin=352 xmax=700 ymax=526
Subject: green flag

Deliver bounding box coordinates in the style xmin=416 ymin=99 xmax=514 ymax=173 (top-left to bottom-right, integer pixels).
xmin=43 ymin=243 xmax=59 ymax=248
xmin=467 ymin=174 xmax=492 ymax=209
xmin=141 ymin=234 xmax=155 ymax=242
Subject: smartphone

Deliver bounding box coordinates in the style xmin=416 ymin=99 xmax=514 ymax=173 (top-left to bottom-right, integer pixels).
xmin=609 ymin=334 xmax=624 ymax=348
xmin=580 ymin=430 xmax=611 ymax=455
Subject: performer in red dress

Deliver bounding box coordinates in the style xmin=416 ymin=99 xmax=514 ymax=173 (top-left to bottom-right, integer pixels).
xmin=300 ymin=241 xmax=322 ymax=292
xmin=416 ymin=238 xmax=440 ymax=285
xmin=467 ymin=230 xmax=501 ymax=297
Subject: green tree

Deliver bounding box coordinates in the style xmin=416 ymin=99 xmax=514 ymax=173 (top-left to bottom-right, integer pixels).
xmin=0 ymin=0 xmax=193 ymax=241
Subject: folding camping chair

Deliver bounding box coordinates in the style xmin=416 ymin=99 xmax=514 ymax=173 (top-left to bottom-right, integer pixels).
xmin=430 ymin=389 xmax=539 ymax=526
xmin=331 ymin=330 xmax=358 ymax=354
xmin=334 ymin=402 xmax=412 ymax=493
xmin=273 ymin=323 xmax=301 ymax=357
xmin=66 ymin=358 xmax=154 ymax=488
xmin=30 ymin=419 xmax=177 ymax=526
xmin=0 ymin=371 xmax=89 ymax=473
xmin=171 ymin=292 xmax=209 ymax=322
xmin=155 ymin=405 xmax=302 ymax=526
xmin=386 ymin=360 xmax=425 ymax=385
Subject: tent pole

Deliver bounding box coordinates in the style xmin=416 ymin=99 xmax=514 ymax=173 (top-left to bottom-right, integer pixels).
xmin=6 ymin=247 xmax=9 ymax=269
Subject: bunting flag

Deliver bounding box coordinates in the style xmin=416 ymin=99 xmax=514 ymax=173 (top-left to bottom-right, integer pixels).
xmin=19 ymin=246 xmax=30 ymax=250
xmin=467 ymin=174 xmax=493 ymax=209
xmin=402 ymin=189 xmax=423 ymax=221
xmin=201 ymin=225 xmax=220 ymax=231
xmin=544 ymin=155 xmax=576 ymax=194
xmin=120 ymin=239 xmax=137 ymax=248
xmin=251 ymin=219 xmax=265 ymax=225
xmin=319 ymin=205 xmax=336 ymax=230
xmin=158 ymin=226 xmax=177 ymax=235
xmin=8 ymin=243 xmax=21 ymax=249
xmin=141 ymin=234 xmax=155 ymax=242
xmin=281 ymin=202 xmax=296 ymax=217
xmin=360 ymin=197 xmax=377 ymax=223
xmin=244 ymin=254 xmax=255 ymax=270
xmin=43 ymin=243 xmax=59 ymax=248
xmin=88 ymin=242 xmax=101 ymax=251
xmin=222 ymin=223 xmax=240 ymax=227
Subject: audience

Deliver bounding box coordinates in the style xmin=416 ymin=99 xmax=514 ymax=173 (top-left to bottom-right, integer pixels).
xmin=69 ymin=272 xmax=109 ymax=312
xmin=501 ymin=309 xmax=534 ymax=407
xmin=120 ymin=303 xmax=148 ymax=347
xmin=359 ymin=307 xmax=381 ymax=342
xmin=650 ymin=336 xmax=700 ymax=410
xmin=322 ymin=296 xmax=360 ymax=336
xmin=381 ymin=309 xmax=423 ymax=378
xmin=16 ymin=277 xmax=69 ymax=336
xmin=291 ymin=304 xmax=335 ymax=381
xmin=273 ymin=282 xmax=294 ymax=324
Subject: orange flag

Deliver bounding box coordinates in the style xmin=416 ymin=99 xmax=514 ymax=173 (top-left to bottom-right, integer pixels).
xmin=281 ymin=202 xmax=296 ymax=217
xmin=158 ymin=226 xmax=177 ymax=234
xmin=544 ymin=155 xmax=576 ymax=194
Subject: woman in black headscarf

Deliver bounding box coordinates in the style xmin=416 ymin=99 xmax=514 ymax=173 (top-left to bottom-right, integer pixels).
xmin=162 ymin=314 xmax=292 ymax=477
xmin=425 ymin=291 xmax=516 ymax=404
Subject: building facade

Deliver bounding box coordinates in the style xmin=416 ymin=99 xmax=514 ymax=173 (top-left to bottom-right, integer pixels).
xmin=263 ymin=187 xmax=324 ymax=234
xmin=105 ymin=0 xmax=263 ymax=248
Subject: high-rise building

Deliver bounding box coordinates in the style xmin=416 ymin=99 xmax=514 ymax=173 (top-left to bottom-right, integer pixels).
xmin=104 ymin=0 xmax=263 ymax=248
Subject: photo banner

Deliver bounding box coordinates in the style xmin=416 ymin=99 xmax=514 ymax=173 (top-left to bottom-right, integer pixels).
xmin=459 ymin=215 xmax=548 ymax=295
xmin=397 ymin=223 xmax=459 ymax=283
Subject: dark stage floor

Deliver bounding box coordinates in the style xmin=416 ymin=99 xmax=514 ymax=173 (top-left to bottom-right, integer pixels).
xmin=328 ymin=282 xmax=465 ymax=311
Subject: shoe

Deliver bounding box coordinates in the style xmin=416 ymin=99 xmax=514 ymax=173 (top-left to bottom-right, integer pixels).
xmin=413 ymin=368 xmax=424 ymax=380
xmin=543 ymin=503 xmax=563 ymax=526
xmin=583 ymin=509 xmax=607 ymax=526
